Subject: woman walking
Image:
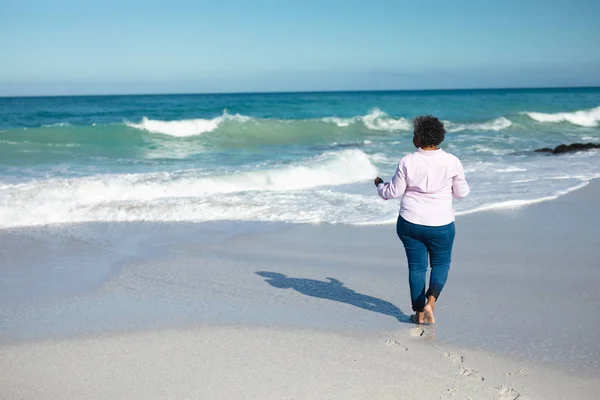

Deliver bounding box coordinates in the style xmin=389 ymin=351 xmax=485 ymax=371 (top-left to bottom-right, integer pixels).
xmin=374 ymin=115 xmax=470 ymax=324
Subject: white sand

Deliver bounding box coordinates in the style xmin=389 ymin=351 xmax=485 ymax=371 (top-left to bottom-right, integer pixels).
xmin=2 ymin=325 xmax=598 ymax=400
xmin=1 ymin=180 xmax=600 ymax=399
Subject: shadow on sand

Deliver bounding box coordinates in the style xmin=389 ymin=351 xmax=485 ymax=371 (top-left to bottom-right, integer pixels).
xmin=256 ymin=271 xmax=410 ymax=324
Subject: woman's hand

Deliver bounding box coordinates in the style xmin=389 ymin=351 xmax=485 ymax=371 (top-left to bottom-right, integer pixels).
xmin=374 ymin=177 xmax=383 ymax=186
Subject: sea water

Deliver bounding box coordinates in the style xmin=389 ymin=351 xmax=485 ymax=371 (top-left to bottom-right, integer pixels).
xmin=1 ymin=88 xmax=599 ymax=228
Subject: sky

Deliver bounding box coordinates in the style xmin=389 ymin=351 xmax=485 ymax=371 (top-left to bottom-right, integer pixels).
xmin=1 ymin=0 xmax=599 ymax=96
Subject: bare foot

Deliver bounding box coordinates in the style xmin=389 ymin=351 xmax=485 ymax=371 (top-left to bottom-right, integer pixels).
xmin=411 ymin=312 xmax=424 ymax=324
xmin=423 ymin=303 xmax=435 ymax=324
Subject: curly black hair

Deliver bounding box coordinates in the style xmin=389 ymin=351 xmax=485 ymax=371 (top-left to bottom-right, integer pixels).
xmin=413 ymin=115 xmax=446 ymax=147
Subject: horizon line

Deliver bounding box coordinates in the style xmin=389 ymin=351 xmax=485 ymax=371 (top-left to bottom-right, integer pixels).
xmin=1 ymin=84 xmax=599 ymax=99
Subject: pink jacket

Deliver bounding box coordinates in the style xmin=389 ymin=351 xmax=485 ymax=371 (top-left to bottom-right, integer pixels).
xmin=377 ymin=148 xmax=470 ymax=226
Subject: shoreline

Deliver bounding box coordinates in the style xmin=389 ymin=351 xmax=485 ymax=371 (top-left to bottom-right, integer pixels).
xmin=1 ymin=173 xmax=597 ymax=230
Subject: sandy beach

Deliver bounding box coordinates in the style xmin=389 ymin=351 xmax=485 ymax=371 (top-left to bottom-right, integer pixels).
xmin=3 ymin=1 xmax=600 ymax=398
xmin=1 ymin=180 xmax=599 ymax=399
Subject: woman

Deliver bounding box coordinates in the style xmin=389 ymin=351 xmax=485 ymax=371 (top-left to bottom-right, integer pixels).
xmin=374 ymin=115 xmax=470 ymax=324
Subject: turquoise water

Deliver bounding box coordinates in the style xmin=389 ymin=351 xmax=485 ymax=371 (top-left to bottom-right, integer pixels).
xmin=1 ymin=88 xmax=599 ymax=228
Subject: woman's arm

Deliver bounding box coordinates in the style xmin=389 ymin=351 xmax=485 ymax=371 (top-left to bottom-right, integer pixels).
xmin=376 ymin=162 xmax=407 ymax=200
xmin=452 ymin=159 xmax=470 ymax=199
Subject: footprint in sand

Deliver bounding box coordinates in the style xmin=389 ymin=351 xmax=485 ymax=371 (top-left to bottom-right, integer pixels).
xmin=446 ymin=386 xmax=458 ymax=396
xmin=460 ymin=366 xmax=485 ymax=381
xmin=442 ymin=351 xmax=484 ymax=381
xmin=504 ymin=368 xmax=530 ymax=376
xmin=409 ymin=327 xmax=426 ymax=337
xmin=443 ymin=351 xmax=464 ymax=365
xmin=496 ymin=385 xmax=520 ymax=400
xmin=385 ymin=338 xmax=408 ymax=351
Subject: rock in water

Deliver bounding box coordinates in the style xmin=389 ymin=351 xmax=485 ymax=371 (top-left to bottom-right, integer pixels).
xmin=535 ymin=143 xmax=600 ymax=154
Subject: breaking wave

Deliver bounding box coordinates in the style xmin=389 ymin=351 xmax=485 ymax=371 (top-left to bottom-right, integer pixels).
xmin=523 ymin=106 xmax=600 ymax=127
xmin=446 ymin=117 xmax=513 ymax=132
xmin=126 ymin=111 xmax=251 ymax=137
xmin=322 ymin=108 xmax=412 ymax=131
xmin=0 ymin=149 xmax=377 ymax=228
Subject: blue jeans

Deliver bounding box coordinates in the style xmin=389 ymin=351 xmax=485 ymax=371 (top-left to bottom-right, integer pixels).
xmin=396 ymin=215 xmax=456 ymax=312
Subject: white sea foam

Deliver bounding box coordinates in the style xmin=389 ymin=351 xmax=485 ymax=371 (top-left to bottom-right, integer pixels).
xmin=455 ymin=182 xmax=590 ymax=216
xmin=357 ymin=180 xmax=593 ymax=226
xmin=0 ymin=149 xmax=378 ymax=228
xmin=126 ymin=111 xmax=250 ymax=137
xmin=523 ymin=106 xmax=600 ymax=127
xmin=322 ymin=109 xmax=411 ymax=131
xmin=511 ymin=179 xmax=535 ymax=183
xmin=362 ymin=108 xmax=411 ymax=131
xmin=471 ymin=145 xmax=510 ymax=155
xmin=446 ymin=117 xmax=513 ymax=132
xmin=369 ymin=153 xmax=397 ymax=164
xmin=322 ymin=117 xmax=356 ymax=127
xmin=494 ymin=167 xmax=527 ymax=173
xmin=323 ymin=112 xmax=510 ymax=132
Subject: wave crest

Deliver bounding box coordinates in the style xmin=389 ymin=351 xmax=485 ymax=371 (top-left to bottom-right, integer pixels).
xmin=523 ymin=106 xmax=600 ymax=127
xmin=0 ymin=149 xmax=377 ymax=228
xmin=324 ymin=112 xmax=511 ymax=132
xmin=322 ymin=116 xmax=356 ymax=127
xmin=204 ymin=149 xmax=377 ymax=193
xmin=126 ymin=111 xmax=250 ymax=137
xmin=446 ymin=117 xmax=512 ymax=132
xmin=323 ymin=108 xmax=411 ymax=131
xmin=126 ymin=109 xmax=517 ymax=138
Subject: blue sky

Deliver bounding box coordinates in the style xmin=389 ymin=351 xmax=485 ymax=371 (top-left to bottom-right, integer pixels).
xmin=1 ymin=0 xmax=599 ymax=95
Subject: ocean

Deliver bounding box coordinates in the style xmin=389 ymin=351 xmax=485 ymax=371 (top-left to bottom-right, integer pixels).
xmin=1 ymin=88 xmax=599 ymax=229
